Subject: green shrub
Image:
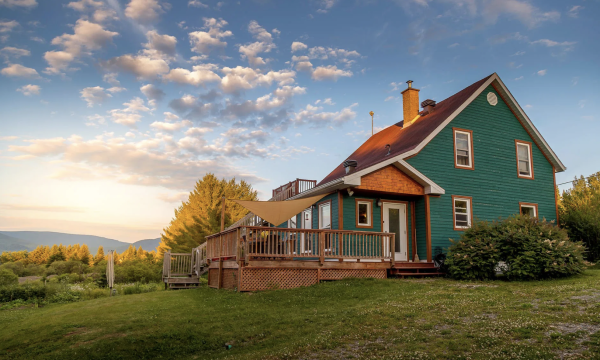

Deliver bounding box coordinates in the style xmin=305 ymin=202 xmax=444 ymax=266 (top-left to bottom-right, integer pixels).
xmin=45 ymin=261 xmax=87 ymax=276
xmin=0 ymin=262 xmax=45 ymax=277
xmin=0 ymin=282 xmax=46 ymax=302
xmin=114 ymin=260 xmax=161 ymax=284
xmin=446 ymin=215 xmax=587 ymax=281
xmin=0 ymin=268 xmax=18 ymax=286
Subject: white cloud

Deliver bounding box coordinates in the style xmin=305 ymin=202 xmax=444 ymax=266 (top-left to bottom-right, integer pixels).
xmin=189 ymin=18 xmax=233 ymax=54
xmin=125 ymin=0 xmax=164 ymax=24
xmin=188 ymin=0 xmax=207 ymax=8
xmin=568 ymin=5 xmax=582 ymax=18
xmin=0 ymin=0 xmax=37 ymax=8
xmin=158 ymin=192 xmax=189 ymax=203
xmin=100 ymin=54 xmax=170 ymax=79
xmin=537 ymin=69 xmax=547 ymax=76
xmin=239 ymin=20 xmax=276 ymax=67
xmin=144 ymin=30 xmax=177 ymax=57
xmin=384 ymin=96 xmax=396 ymax=102
xmin=163 ymin=64 xmax=221 ymax=86
xmin=108 ymin=97 xmax=151 ymax=128
xmin=0 ymin=46 xmax=30 ymax=61
xmin=530 ymin=39 xmax=576 ymax=54
xmin=67 ymin=0 xmax=117 ymax=23
xmin=44 ymin=19 xmax=118 ymax=74
xmin=80 ymin=86 xmax=112 ymax=107
xmin=480 ymin=0 xmax=560 ymax=27
xmin=292 ymin=103 xmax=358 ymax=127
xmin=140 ymin=84 xmax=165 ymax=108
xmin=107 ymin=86 xmax=126 ymax=93
xmin=0 ymin=20 xmax=19 ymax=39
xmin=291 ymin=41 xmax=307 ymax=52
xmin=316 ymin=0 xmax=337 ymax=13
xmin=9 ymin=137 xmax=67 ymax=156
xmin=1 ymin=63 xmax=40 ymax=78
xmin=164 ymin=112 xmax=179 ymax=121
xmin=0 ymin=136 xmax=18 ymax=140
xmin=17 ymin=84 xmax=40 ymax=96
xmin=514 ymin=76 xmax=523 ymax=81
xmin=220 ymin=66 xmax=296 ymax=93
xmin=315 ymin=98 xmax=335 ymax=105
xmin=150 ymin=120 xmax=193 ymax=133
xmin=85 ymin=114 xmax=106 ymax=127
xmin=311 ymin=65 xmax=352 ymax=81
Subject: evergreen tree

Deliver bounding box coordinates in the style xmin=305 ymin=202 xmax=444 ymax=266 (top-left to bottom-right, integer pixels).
xmin=47 ymin=245 xmax=66 ymax=265
xmin=78 ymin=244 xmax=92 ymax=265
xmin=158 ymin=173 xmax=257 ymax=254
xmin=94 ymin=246 xmax=105 ymax=266
xmin=121 ymin=245 xmax=137 ymax=261
xmin=29 ymin=246 xmax=50 ymax=265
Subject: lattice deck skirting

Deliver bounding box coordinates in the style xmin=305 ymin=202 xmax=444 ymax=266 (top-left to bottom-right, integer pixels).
xmin=320 ymin=269 xmax=387 ymax=280
xmin=208 ymin=268 xmax=219 ymax=288
xmin=239 ymin=268 xmax=319 ymax=291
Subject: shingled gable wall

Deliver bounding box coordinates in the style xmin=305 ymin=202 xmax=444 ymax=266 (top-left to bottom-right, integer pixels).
xmin=356 ymin=165 xmax=424 ymax=195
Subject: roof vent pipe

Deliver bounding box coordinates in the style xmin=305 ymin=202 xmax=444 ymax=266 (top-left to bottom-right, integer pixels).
xmin=385 ymin=144 xmax=391 ymax=156
xmin=421 ymin=99 xmax=436 ymax=114
xmin=343 ymin=159 xmax=358 ymax=174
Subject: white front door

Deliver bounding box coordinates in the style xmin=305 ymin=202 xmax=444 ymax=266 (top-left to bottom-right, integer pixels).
xmin=382 ymin=202 xmax=408 ymax=261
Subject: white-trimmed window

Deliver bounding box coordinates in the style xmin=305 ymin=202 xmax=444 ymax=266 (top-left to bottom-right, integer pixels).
xmin=318 ymin=201 xmax=331 ymax=229
xmin=288 ymin=215 xmax=297 ymax=229
xmin=452 ymin=195 xmax=472 ymax=230
xmin=453 ymin=128 xmax=474 ymax=170
xmin=516 ymin=140 xmax=534 ymax=179
xmin=355 ymin=199 xmax=373 ymax=228
xmin=519 ymin=203 xmax=538 ymax=218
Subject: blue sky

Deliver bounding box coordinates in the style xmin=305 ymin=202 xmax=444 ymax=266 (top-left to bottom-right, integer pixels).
xmin=0 ymin=0 xmax=598 ymax=241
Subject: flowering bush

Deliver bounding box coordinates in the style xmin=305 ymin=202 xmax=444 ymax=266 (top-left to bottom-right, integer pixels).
xmin=446 ymin=215 xmax=587 ymax=280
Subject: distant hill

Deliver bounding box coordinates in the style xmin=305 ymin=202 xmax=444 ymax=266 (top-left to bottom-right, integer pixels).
xmin=0 ymin=233 xmax=38 ymax=253
xmin=0 ymin=231 xmax=161 ymax=254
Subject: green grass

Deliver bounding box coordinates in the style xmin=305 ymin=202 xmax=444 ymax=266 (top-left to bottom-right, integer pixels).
xmin=2 ymin=271 xmax=600 ymax=360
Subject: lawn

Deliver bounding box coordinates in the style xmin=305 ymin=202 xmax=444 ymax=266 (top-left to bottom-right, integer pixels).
xmin=1 ymin=271 xmax=600 ymax=360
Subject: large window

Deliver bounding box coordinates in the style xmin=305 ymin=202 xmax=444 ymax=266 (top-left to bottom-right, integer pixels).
xmin=355 ymin=199 xmax=373 ymax=228
xmin=519 ymin=202 xmax=538 ymax=218
xmin=453 ymin=128 xmax=474 ymax=170
xmin=318 ymin=201 xmax=331 ymax=229
xmin=452 ymin=195 xmax=472 ymax=230
xmin=515 ymin=140 xmax=534 ymax=179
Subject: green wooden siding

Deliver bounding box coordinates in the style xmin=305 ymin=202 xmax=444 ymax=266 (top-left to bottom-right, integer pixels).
xmin=406 ymin=84 xmax=557 ymax=253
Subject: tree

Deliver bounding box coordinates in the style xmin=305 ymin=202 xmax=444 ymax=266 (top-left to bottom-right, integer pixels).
xmin=0 ymin=268 xmax=18 ymax=286
xmin=560 ymin=172 xmax=600 ymax=261
xmin=121 ymin=245 xmax=137 ymax=262
xmin=47 ymin=244 xmax=66 ymax=265
xmin=78 ymin=244 xmax=92 ymax=265
xmin=28 ymin=246 xmax=50 ymax=265
xmin=157 ymin=174 xmax=257 ymax=254
xmin=94 ymin=246 xmax=105 ymax=266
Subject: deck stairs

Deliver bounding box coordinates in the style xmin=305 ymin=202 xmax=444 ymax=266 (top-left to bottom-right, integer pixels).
xmin=390 ymin=262 xmax=444 ymax=278
xmin=162 ymin=243 xmax=207 ymax=290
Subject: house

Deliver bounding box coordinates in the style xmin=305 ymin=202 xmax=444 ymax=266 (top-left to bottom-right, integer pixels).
xmin=165 ymin=73 xmax=566 ymax=291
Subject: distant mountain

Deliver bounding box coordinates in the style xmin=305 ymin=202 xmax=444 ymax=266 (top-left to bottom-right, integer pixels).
xmin=0 ymin=233 xmax=38 ymax=253
xmin=115 ymin=238 xmax=161 ymax=253
xmin=0 ymin=231 xmax=161 ymax=254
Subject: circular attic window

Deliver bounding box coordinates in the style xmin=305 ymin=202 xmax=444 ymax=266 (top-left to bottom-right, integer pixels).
xmin=487 ymin=92 xmax=498 ymax=106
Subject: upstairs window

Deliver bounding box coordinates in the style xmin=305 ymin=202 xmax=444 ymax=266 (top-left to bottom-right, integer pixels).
xmin=453 ymin=128 xmax=474 ymax=170
xmin=452 ymin=195 xmax=472 ymax=230
xmin=519 ymin=203 xmax=538 ymax=218
xmin=355 ymin=199 xmax=373 ymax=228
xmin=318 ymin=201 xmax=331 ymax=229
xmin=515 ymin=140 xmax=534 ymax=179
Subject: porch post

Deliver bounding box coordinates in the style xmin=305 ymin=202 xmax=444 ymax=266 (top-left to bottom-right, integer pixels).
xmin=411 ymin=201 xmax=416 ymax=261
xmin=425 ymin=195 xmax=432 ymax=262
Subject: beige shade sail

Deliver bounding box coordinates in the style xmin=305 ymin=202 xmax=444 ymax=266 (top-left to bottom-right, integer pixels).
xmin=231 ymin=193 xmax=329 ymax=227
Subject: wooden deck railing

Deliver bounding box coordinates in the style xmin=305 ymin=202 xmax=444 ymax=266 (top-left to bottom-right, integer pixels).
xmin=272 ymin=179 xmax=317 ymax=201
xmin=162 ymin=242 xmax=208 ymax=280
xmin=205 ymin=226 xmax=396 ymax=264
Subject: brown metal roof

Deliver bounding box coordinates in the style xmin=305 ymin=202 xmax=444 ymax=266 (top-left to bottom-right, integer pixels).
xmin=318 ymin=74 xmax=494 ymax=186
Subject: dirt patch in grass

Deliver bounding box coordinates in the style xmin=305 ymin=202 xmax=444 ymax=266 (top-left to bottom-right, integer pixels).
xmin=546 ymin=323 xmax=600 ymax=359
xmin=65 ymin=327 xmax=89 ymax=337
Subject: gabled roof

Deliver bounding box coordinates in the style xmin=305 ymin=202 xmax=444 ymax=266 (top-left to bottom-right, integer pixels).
xmin=318 ymin=73 xmax=565 ymax=187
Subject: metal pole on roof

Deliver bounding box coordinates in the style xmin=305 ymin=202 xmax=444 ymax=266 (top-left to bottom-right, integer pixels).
xmin=369 ymin=111 xmax=374 ymax=136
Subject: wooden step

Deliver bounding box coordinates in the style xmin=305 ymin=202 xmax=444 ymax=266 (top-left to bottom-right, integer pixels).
xmin=392 ymin=262 xmax=436 ymax=269
xmin=392 ymin=272 xmax=444 ymax=276
xmin=167 ymin=277 xmax=200 ymax=284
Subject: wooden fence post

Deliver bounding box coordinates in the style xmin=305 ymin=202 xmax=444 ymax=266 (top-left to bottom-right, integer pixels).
xmin=319 ymin=232 xmax=325 ymax=265
xmin=390 ymin=234 xmax=396 ymax=268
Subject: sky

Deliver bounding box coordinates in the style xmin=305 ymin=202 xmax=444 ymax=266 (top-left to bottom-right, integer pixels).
xmin=0 ymin=0 xmax=598 ymax=242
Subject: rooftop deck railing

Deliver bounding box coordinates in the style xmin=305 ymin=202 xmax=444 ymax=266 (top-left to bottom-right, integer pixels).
xmin=205 ymin=226 xmax=396 ymax=265
xmin=272 ymin=179 xmax=317 ymax=202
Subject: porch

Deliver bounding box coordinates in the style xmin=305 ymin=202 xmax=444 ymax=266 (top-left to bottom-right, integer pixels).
xmin=199 ymin=226 xmax=439 ymax=291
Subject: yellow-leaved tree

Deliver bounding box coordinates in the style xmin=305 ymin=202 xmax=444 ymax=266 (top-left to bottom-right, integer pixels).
xmin=157 ymin=173 xmax=257 ymax=255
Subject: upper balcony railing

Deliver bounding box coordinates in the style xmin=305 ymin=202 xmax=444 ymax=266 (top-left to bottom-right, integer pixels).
xmin=272 ymin=179 xmax=316 ymax=202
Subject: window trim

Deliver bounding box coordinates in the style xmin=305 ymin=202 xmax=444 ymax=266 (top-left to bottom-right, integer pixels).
xmin=355 ymin=198 xmax=374 ymax=229
xmin=519 ymin=202 xmax=538 ymax=218
xmin=452 ymin=195 xmax=473 ymax=231
xmin=515 ymin=140 xmax=534 ymax=179
xmin=453 ymin=128 xmax=474 ymax=170
xmin=317 ymin=199 xmax=332 ymax=230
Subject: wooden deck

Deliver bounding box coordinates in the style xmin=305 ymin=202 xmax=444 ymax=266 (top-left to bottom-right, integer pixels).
xmin=161 ymin=243 xmax=207 ymax=289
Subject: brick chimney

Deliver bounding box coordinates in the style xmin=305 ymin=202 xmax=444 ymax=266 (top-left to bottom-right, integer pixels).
xmin=401 ymin=80 xmax=419 ymax=128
